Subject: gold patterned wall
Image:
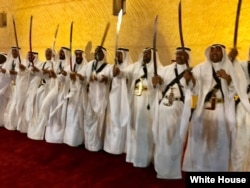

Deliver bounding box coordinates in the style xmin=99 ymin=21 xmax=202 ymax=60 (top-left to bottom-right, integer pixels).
xmin=1 ymin=0 xmax=250 ymax=65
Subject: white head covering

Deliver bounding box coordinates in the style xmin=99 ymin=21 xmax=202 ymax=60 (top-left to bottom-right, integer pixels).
xmin=204 ymin=44 xmax=226 ymax=64
xmin=73 ymin=49 xmax=88 ymax=65
xmin=95 ymin=46 xmax=107 ymax=63
xmin=3 ymin=47 xmax=22 ymax=70
xmin=25 ymin=51 xmax=41 ymax=67
xmin=136 ymin=47 xmax=162 ymax=68
xmin=7 ymin=47 xmax=21 ymax=62
xmin=55 ymin=47 xmax=71 ymax=62
xmin=71 ymin=49 xmax=88 ymax=73
xmin=116 ymin=47 xmax=133 ymax=69
xmin=54 ymin=47 xmax=71 ymax=72
xmin=175 ymin=47 xmax=191 ymax=66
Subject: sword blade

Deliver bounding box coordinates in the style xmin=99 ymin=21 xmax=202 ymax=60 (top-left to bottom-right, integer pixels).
xmin=178 ymin=0 xmax=185 ymax=50
xmin=233 ymin=0 xmax=242 ymax=48
xmin=153 ymin=15 xmax=158 ymax=76
xmin=70 ymin=21 xmax=73 ymax=51
xmin=115 ymin=9 xmax=123 ymax=64
xmin=29 ymin=15 xmax=34 ymax=66
xmin=100 ymin=22 xmax=110 ymax=47
xmin=69 ymin=21 xmax=73 ymax=71
xmin=12 ymin=16 xmax=21 ymax=64
xmin=52 ymin=24 xmax=59 ymax=51
xmin=12 ymin=16 xmax=19 ymax=48
xmin=178 ymin=0 xmax=189 ymax=68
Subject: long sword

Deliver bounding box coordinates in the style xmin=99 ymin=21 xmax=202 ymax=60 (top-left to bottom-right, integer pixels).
xmin=153 ymin=15 xmax=158 ymax=76
xmin=115 ymin=9 xmax=123 ymax=64
xmin=233 ymin=0 xmax=242 ymax=49
xmin=12 ymin=16 xmax=22 ymax=65
xmin=69 ymin=21 xmax=73 ymax=71
xmin=100 ymin=22 xmax=110 ymax=47
xmin=29 ymin=15 xmax=34 ymax=67
xmin=178 ymin=0 xmax=189 ymax=68
xmin=52 ymin=24 xmax=59 ymax=53
xmin=51 ymin=24 xmax=59 ymax=70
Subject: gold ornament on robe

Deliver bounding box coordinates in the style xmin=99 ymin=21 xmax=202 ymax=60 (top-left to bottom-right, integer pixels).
xmin=190 ymin=95 xmax=198 ymax=109
xmin=164 ymin=87 xmax=175 ymax=106
xmin=134 ymin=78 xmax=147 ymax=96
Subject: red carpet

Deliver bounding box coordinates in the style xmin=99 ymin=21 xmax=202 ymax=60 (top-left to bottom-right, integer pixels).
xmin=0 ymin=127 xmax=185 ymax=188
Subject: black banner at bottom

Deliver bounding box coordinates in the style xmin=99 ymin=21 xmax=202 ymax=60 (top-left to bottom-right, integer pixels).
xmin=186 ymin=172 xmax=250 ymax=188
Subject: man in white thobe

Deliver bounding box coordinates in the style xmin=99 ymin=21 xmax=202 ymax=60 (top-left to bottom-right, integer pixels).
xmin=4 ymin=47 xmax=27 ymax=131
xmin=44 ymin=47 xmax=71 ymax=143
xmin=17 ymin=51 xmax=42 ymax=133
xmin=152 ymin=47 xmax=192 ymax=179
xmin=113 ymin=47 xmax=162 ymax=168
xmin=83 ymin=46 xmax=112 ymax=152
xmin=104 ymin=48 xmax=133 ymax=155
xmin=63 ymin=49 xmax=87 ymax=147
xmin=27 ymin=48 xmax=55 ymax=140
xmin=228 ymin=48 xmax=250 ymax=171
xmin=182 ymin=44 xmax=247 ymax=171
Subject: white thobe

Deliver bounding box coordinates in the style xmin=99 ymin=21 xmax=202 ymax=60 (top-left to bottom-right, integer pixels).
xmin=17 ymin=63 xmax=43 ymax=133
xmin=230 ymin=61 xmax=250 ymax=171
xmin=104 ymin=65 xmax=129 ymax=154
xmin=183 ymin=61 xmax=235 ymax=172
xmin=63 ymin=63 xmax=86 ymax=147
xmin=153 ymin=63 xmax=189 ymax=179
xmin=27 ymin=61 xmax=54 ymax=140
xmin=4 ymin=63 xmax=29 ymax=131
xmin=83 ymin=60 xmax=112 ymax=151
xmin=122 ymin=61 xmax=158 ymax=168
xmin=44 ymin=60 xmax=70 ymax=143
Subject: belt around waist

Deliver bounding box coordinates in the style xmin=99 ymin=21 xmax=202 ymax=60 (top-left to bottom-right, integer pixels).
xmin=208 ymin=98 xmax=224 ymax=103
xmin=134 ymin=86 xmax=147 ymax=90
xmin=134 ymin=86 xmax=147 ymax=96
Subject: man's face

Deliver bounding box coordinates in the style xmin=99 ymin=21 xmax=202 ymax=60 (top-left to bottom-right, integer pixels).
xmin=75 ymin=51 xmax=83 ymax=64
xmin=116 ymin=51 xmax=123 ymax=64
xmin=209 ymin=46 xmax=223 ymax=63
xmin=143 ymin=49 xmax=151 ymax=64
xmin=12 ymin=49 xmax=19 ymax=58
xmin=45 ymin=49 xmax=52 ymax=60
xmin=176 ymin=50 xmax=189 ymax=65
xmin=28 ymin=53 xmax=35 ymax=62
xmin=94 ymin=47 xmax=104 ymax=61
xmin=59 ymin=49 xmax=65 ymax=60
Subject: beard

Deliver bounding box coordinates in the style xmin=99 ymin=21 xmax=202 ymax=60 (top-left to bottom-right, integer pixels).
xmin=76 ymin=58 xmax=83 ymax=64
